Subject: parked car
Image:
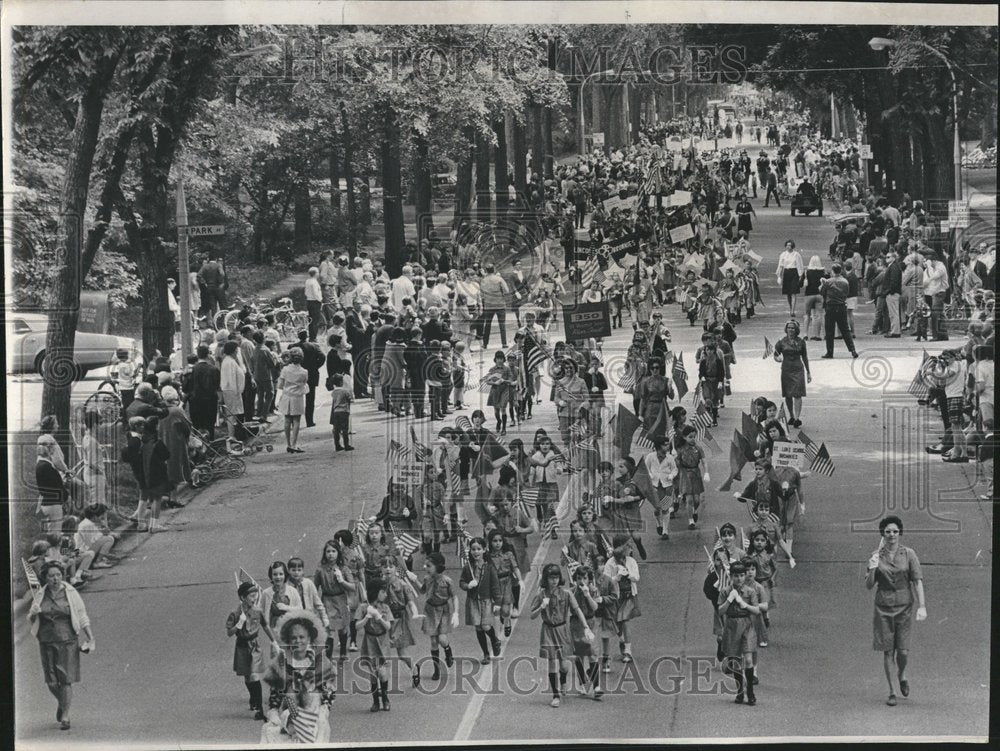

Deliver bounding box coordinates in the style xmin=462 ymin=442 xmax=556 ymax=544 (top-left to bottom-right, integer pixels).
xmin=8 ymin=313 xmax=140 ymax=381
xmin=790 ymin=185 xmax=823 ymax=217
xmin=432 ymin=172 xmax=457 ymax=197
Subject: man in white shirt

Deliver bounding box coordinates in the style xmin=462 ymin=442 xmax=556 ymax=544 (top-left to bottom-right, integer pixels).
xmin=643 ymin=436 xmax=677 ymax=540
xmin=391 ymin=265 xmax=416 ymax=311
xmin=919 ymin=251 xmax=950 ymax=341
xmin=166 ymin=278 xmax=180 ymax=348
xmin=304 ymin=267 xmax=324 ymax=342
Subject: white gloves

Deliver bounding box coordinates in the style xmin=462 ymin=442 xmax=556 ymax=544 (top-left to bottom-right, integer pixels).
xmin=450 ymin=612 xmax=460 ymax=628
xmin=916 ymin=606 xmax=927 ymax=621
xmin=541 ymin=596 xmax=551 ymax=609
xmin=467 ymin=579 xmax=479 ymax=589
xmin=402 ymin=507 xmax=410 ymax=518
xmin=703 ymin=472 xmax=710 ymax=482
xmin=235 ymin=612 xmax=248 ymax=629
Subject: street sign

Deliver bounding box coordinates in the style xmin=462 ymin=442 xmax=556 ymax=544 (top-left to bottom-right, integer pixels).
xmin=563 ymin=301 xmax=612 ymax=340
xmin=78 ymin=291 xmax=110 ymax=334
xmin=948 ymin=200 xmax=970 ymax=228
xmin=186 ymin=224 xmax=226 ymax=237
xmin=859 ymin=144 xmax=872 ymax=159
xmin=592 ymin=132 xmax=605 ymax=147
xmin=773 ymin=441 xmax=806 ymax=470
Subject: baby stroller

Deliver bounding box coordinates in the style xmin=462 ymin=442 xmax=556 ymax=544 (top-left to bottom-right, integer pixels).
xmin=187 ymin=426 xmax=247 ymax=488
xmin=218 ymin=404 xmax=275 ymax=455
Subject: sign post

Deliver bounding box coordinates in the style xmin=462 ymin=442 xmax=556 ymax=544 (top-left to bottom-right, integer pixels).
xmin=175 ymin=181 xmax=192 ymax=364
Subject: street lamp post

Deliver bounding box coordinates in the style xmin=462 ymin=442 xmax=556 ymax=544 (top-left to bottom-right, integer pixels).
xmin=869 ymin=37 xmax=962 ymax=201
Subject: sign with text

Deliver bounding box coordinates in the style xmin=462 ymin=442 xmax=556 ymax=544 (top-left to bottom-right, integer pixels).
xmin=859 ymin=144 xmax=873 ymax=159
xmin=78 ymin=291 xmax=110 ymax=334
xmin=186 ymin=224 xmax=226 ymax=237
xmin=592 ymin=132 xmax=605 ymax=147
xmin=668 ymin=190 xmax=692 ymax=207
xmin=392 ymin=463 xmax=425 ymax=487
xmin=563 ymin=301 xmax=612 ymax=340
xmin=773 ymin=442 xmax=806 ymax=470
xmin=948 ymin=200 xmax=970 ymax=229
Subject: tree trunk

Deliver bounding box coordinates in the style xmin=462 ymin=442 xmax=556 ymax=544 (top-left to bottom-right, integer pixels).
xmin=380 ymin=105 xmax=406 ymax=277
xmin=293 ymin=180 xmax=312 ymax=253
xmin=475 ymin=129 xmax=492 ymax=223
xmin=413 ymin=131 xmax=434 ymax=242
xmin=454 ymin=125 xmax=475 ymax=229
xmin=600 ymin=86 xmax=615 ymax=153
xmin=358 ymin=176 xmax=371 ymax=227
xmin=339 ymin=102 xmax=358 ymax=258
xmin=41 ymin=44 xmax=123 ymax=434
xmin=512 ymin=116 xmax=528 ymax=207
xmin=544 ymin=105 xmax=554 ymax=178
xmin=630 ymin=86 xmax=642 ymax=144
xmin=493 ymin=117 xmax=510 ymax=216
xmin=329 ymin=137 xmax=341 ymax=212
xmin=530 ymin=102 xmax=545 ymax=183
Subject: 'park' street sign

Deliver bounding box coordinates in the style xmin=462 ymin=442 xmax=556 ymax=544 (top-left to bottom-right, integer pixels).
xmin=186 ymin=224 xmax=226 ymax=237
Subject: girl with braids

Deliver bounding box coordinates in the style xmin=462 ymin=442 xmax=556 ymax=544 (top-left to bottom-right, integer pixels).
xmin=530 ymin=563 xmax=593 ymax=708
xmin=460 ymin=536 xmax=503 ymax=664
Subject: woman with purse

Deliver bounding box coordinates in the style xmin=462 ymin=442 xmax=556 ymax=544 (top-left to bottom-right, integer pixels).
xmin=28 ymin=560 xmax=95 ymax=730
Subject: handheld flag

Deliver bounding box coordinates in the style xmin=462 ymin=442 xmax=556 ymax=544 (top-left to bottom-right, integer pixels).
xmin=543 ymin=516 xmax=559 ymax=539
xmin=614 ymin=404 xmax=641 ymax=457
xmin=284 ymin=698 xmax=320 ymax=743
xmin=701 ymin=427 xmax=722 ymax=455
xmin=410 ymin=426 xmax=432 ymax=462
xmin=762 ymin=336 xmax=774 ymax=359
xmin=388 ymin=522 xmax=422 ymax=558
xmin=742 ymin=412 xmax=762 ymax=443
xmin=796 ymin=429 xmax=820 ymax=463
xmin=388 ymin=439 xmax=411 ymax=464
xmin=22 ymin=558 xmax=41 ymax=598
xmin=636 ymin=400 xmax=669 ymax=448
xmin=718 ymin=435 xmax=747 ymax=491
xmin=454 ymin=415 xmax=473 ymax=433
xmin=672 ymin=353 xmax=689 ymax=401
xmin=810 ymin=443 xmax=835 ymax=477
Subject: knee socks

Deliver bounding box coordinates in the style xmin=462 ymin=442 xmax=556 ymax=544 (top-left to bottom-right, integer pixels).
xmin=475 ymin=629 xmax=490 ymax=657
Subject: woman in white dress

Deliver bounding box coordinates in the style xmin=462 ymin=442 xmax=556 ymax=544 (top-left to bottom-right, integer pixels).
xmin=219 ymin=341 xmax=245 ymax=436
xmin=276 ymin=349 xmax=309 ymax=453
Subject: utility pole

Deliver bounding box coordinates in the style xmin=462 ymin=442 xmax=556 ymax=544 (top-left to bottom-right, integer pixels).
xmin=175 ymin=180 xmax=193 ymax=364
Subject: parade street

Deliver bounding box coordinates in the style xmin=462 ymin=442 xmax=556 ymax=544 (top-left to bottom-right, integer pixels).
xmin=13 ymin=202 xmax=991 ymax=744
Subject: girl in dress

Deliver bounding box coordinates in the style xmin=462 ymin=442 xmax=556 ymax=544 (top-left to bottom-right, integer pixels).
xmin=419 ymin=460 xmax=448 ymax=555
xmin=605 ymin=536 xmax=641 ymax=665
xmin=357 ymin=580 xmax=394 ymax=712
xmin=419 ymin=551 xmax=459 ymax=680
xmin=380 ymin=557 xmax=423 ymax=687
xmin=359 ymin=523 xmax=392 ymax=595
xmin=746 ymin=529 xmax=776 ymax=648
xmin=260 ymin=610 xmax=336 ymax=743
xmin=460 ymin=537 xmax=503 ymax=663
xmin=530 ymin=563 xmax=593 ymax=708
xmin=702 ymin=547 xmax=731 ymax=663
xmin=565 ymin=520 xmax=598 ymax=572
xmin=486 ymin=529 xmax=521 ymax=638
xmin=259 ymin=562 xmax=303 ymax=657
xmin=530 ymin=432 xmax=563 ymax=529
xmin=225 ymin=582 xmax=265 ymax=720
xmin=591 ymin=550 xmax=620 ymax=675
xmin=334 ymin=529 xmax=367 ymax=652
xmin=675 ymin=426 xmax=709 ymax=530
xmin=569 ymin=406 xmax=600 ymax=502
xmin=489 ymin=491 xmax=532 ymax=618
xmin=486 ymin=351 xmax=515 ymax=436
xmin=313 ymin=540 xmax=355 ymax=661
xmin=569 ymin=566 xmax=603 ymax=700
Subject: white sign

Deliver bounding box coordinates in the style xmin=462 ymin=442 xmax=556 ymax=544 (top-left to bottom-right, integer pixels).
xmin=773 ymin=442 xmax=806 ymax=470
xmin=592 ymin=132 xmax=605 ymax=147
xmin=859 ymin=144 xmax=872 ymax=159
xmin=948 ymin=200 xmax=970 ymax=229
xmin=669 ymin=223 xmax=695 ymax=243
xmin=186 ymin=224 xmax=226 ymax=237
xmin=393 ymin=463 xmax=425 ymax=486
xmin=669 ymin=190 xmax=693 ymax=206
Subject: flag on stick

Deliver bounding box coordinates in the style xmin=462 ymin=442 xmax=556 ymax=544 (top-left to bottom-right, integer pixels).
xmin=284 ymin=699 xmax=320 ymax=744
xmin=614 ymin=404 xmax=641 ymax=457
xmin=762 ymin=336 xmax=774 ymax=359
xmin=455 ymin=415 xmax=473 ymax=433
xmin=388 ymin=439 xmax=411 ymax=464
xmin=796 ymin=429 xmax=820 ymax=463
xmin=776 ymin=402 xmax=790 ymax=433
xmin=691 ymin=402 xmax=714 ymax=430
xmin=718 ymin=438 xmax=746 ymax=491
xmin=410 ymin=426 xmax=431 ymax=462
xmin=22 ymin=558 xmax=41 ymax=597
xmin=742 ymin=412 xmax=762 ymax=442
xmin=810 ymin=443 xmax=836 ymax=477
xmin=672 ymin=354 xmax=689 ymax=401
xmin=636 ymin=400 xmax=669 ymax=448
xmin=702 ymin=428 xmax=722 ymax=455
xmin=543 ymin=516 xmax=559 ymax=539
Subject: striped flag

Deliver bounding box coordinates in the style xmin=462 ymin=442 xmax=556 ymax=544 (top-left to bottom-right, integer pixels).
xmin=599 ymin=533 xmax=615 ymax=559
xmin=388 ymin=439 xmax=411 ymax=464
xmin=410 ymin=426 xmax=431 ymax=462
xmin=525 ymin=342 xmax=551 ymax=374
xmin=617 ymin=370 xmax=637 ymax=392
xmin=455 ymin=415 xmax=473 ymax=433
xmin=740 ymin=527 xmax=749 ymax=551
xmin=448 ymin=459 xmax=463 ymax=496
xmin=543 ymin=516 xmax=559 ymax=539
xmin=796 ymin=429 xmax=820 ymax=463
xmin=762 ymin=336 xmax=774 ymax=359
xmin=352 ymin=518 xmax=370 ymax=553
xmin=907 ymin=351 xmax=932 ymax=397
xmin=776 ymin=402 xmax=790 ymax=432
xmin=22 ymin=558 xmax=41 ymax=596
xmin=284 ymin=698 xmax=320 ymax=744
xmin=691 ymin=403 xmax=714 ymax=430
xmin=581 ymin=256 xmax=604 ymax=289
xmin=561 ymin=546 xmax=582 ymax=575
xmin=691 ymin=382 xmax=704 ymax=412
xmin=810 ymin=443 xmax=835 ymax=477
xmin=388 ymin=522 xmax=422 ymax=557
xmin=701 ymin=428 xmax=722 ymax=455
xmin=235 ymin=567 xmax=261 ymax=605
xmin=672 ymin=354 xmax=689 ymax=401
xmin=520 ymin=487 xmax=541 ymax=507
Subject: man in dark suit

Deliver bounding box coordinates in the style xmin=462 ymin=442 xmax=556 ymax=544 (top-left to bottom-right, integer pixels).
xmin=506 ymin=258 xmax=531 ymax=325
xmin=883 ymin=249 xmax=903 ymax=337
xmin=371 ymin=316 xmax=395 ymax=411
xmin=421 ymin=306 xmax=453 ymax=345
xmin=289 ymin=330 xmax=324 ymax=427
xmin=346 ymin=302 xmax=375 ymax=399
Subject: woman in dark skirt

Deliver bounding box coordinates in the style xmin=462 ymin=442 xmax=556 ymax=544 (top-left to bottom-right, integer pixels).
xmin=28 ymin=560 xmax=94 ymax=730
xmin=775 ymin=240 xmax=805 ymax=319
xmin=734 ymin=193 xmax=756 ymax=237
xmin=530 ymin=563 xmax=591 ymax=707
xmin=772 ymin=320 xmax=812 ymax=427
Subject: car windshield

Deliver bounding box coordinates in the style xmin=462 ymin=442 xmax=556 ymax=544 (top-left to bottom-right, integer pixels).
xmin=11 ymin=319 xmax=34 ymax=334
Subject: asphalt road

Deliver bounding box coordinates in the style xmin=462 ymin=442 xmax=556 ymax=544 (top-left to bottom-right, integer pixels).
xmin=13 ymin=188 xmax=992 ymax=746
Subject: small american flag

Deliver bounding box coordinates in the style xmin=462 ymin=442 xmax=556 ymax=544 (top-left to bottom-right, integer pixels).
xmin=543 ymin=516 xmax=559 ymax=539
xmin=22 ymin=558 xmax=40 ymax=595
xmin=353 ymin=518 xmax=370 ymax=552
xmin=702 ymin=428 xmax=722 ymax=455
xmin=520 ymin=487 xmax=541 ymax=506
xmin=796 ymin=429 xmax=820 ymax=463
xmin=388 ymin=523 xmax=422 ymax=557
xmin=410 ymin=426 xmax=432 ymax=462
xmin=284 ymin=697 xmax=320 ymax=744
xmin=776 ymin=402 xmax=790 ymax=432
xmin=740 ymin=527 xmax=750 ymax=551
xmin=716 ymin=565 xmax=731 ymax=592
xmin=762 ymin=336 xmax=774 ymax=359
xmin=478 ymin=380 xmax=493 ymax=393
xmin=617 ymin=370 xmax=637 ymax=391
xmin=455 ymin=415 xmax=473 ymax=433
xmin=526 ymin=343 xmax=551 ymax=374
xmin=580 ymin=257 xmax=605 ymax=289
xmin=691 ymin=403 xmax=714 ymax=430
xmin=634 ymin=434 xmax=654 ymax=450
xmin=449 ymin=463 xmax=463 ymax=496
xmin=561 ymin=546 xmax=581 ymax=575
xmin=810 ymin=443 xmax=835 ymax=477
xmin=691 ymin=383 xmax=704 ymax=411
xmin=388 ymin=440 xmax=411 ymax=464
xmin=672 ymin=354 xmax=688 ymax=400
xmin=599 ymin=533 xmax=615 ymax=558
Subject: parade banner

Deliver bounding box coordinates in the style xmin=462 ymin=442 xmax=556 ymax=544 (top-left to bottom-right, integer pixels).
xmin=746 ymin=250 xmax=763 ymax=264
xmin=576 ymin=233 xmax=639 ymax=262
xmin=773 ymin=442 xmax=806 ymax=470
xmin=563 ymin=301 xmax=612 ymax=340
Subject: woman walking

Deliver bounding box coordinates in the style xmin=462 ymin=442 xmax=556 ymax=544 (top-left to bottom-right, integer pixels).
xmin=530 ymin=563 xmax=592 ymax=707
xmin=772 ymin=320 xmax=812 ymax=427
xmin=775 ymin=240 xmax=804 ymax=318
xmin=158 ymin=387 xmax=192 ymax=507
xmin=802 ymin=256 xmax=827 ymax=340
xmin=865 ymin=515 xmax=927 ymax=707
xmin=276 ymin=348 xmax=309 ymax=453
xmin=28 ymin=560 xmax=95 ymax=730
xmin=485 ymin=350 xmax=515 ymax=436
